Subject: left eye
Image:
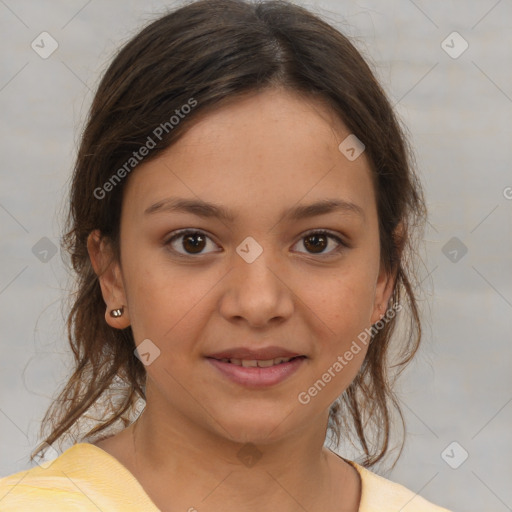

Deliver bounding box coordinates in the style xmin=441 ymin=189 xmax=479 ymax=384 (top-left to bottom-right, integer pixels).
xmin=164 ymin=229 xmax=346 ymax=257
xmin=292 ymin=230 xmax=346 ymax=256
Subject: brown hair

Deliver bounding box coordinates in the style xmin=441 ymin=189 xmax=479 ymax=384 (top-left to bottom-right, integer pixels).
xmin=33 ymin=0 xmax=427 ymax=468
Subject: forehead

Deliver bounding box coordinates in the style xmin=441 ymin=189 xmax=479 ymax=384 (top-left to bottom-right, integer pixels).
xmin=168 ymin=88 xmax=350 ymax=166
xmin=123 ymin=88 xmax=377 ymax=223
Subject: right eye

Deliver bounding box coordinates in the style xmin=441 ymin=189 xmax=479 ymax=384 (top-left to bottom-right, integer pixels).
xmin=164 ymin=229 xmax=221 ymax=256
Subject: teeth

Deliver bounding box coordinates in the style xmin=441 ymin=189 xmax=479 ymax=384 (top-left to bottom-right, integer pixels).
xmin=240 ymin=359 xmax=257 ymax=367
xmin=220 ymin=356 xmax=295 ymax=367
xmin=256 ymin=359 xmax=275 ymax=368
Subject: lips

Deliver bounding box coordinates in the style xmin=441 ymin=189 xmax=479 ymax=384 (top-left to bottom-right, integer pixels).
xmin=213 ymin=356 xmax=304 ymax=368
xmin=205 ymin=345 xmax=307 ymax=387
xmin=207 ymin=346 xmax=304 ymax=361
xmin=206 ymin=355 xmax=306 ymax=388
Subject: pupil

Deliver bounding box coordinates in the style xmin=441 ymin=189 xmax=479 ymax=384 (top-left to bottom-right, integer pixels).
xmin=183 ymin=233 xmax=206 ymax=253
xmin=304 ymin=234 xmax=327 ymax=253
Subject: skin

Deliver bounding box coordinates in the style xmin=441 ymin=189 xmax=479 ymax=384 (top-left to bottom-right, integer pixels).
xmin=88 ymin=88 xmax=396 ymax=512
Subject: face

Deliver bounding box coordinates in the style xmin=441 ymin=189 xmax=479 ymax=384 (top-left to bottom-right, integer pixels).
xmin=90 ymin=88 xmax=395 ymax=445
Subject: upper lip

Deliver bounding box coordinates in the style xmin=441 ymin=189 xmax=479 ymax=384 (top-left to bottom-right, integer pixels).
xmin=206 ymin=346 xmax=304 ymax=361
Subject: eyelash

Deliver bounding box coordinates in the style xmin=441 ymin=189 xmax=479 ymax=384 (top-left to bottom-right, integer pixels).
xmin=164 ymin=229 xmax=349 ymax=259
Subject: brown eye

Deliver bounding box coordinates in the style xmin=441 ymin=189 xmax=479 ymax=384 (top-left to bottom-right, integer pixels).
xmin=182 ymin=233 xmax=206 ymax=253
xmin=166 ymin=230 xmax=219 ymax=256
xmin=294 ymin=230 xmax=346 ymax=256
xmin=303 ymin=233 xmax=328 ymax=253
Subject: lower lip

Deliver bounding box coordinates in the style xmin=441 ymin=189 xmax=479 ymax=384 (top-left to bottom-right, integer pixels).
xmin=206 ymin=357 xmax=306 ymax=388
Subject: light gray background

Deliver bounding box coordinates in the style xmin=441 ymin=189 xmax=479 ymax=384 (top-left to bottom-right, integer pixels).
xmin=1 ymin=1 xmax=511 ymax=511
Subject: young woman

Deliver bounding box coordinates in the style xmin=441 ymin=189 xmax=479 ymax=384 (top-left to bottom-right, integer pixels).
xmin=0 ymin=1 xmax=453 ymax=510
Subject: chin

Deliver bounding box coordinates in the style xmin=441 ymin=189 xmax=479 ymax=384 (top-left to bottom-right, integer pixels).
xmin=210 ymin=407 xmax=303 ymax=446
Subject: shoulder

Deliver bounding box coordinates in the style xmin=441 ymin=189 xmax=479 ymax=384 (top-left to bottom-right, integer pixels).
xmin=0 ymin=443 xmax=157 ymax=511
xmin=349 ymin=461 xmax=453 ymax=512
xmin=0 ymin=444 xmax=99 ymax=511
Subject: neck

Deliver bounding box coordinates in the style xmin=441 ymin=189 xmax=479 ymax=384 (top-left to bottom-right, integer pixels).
xmin=128 ymin=389 xmax=344 ymax=512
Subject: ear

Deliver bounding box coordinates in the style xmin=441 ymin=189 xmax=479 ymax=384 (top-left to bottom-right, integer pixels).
xmin=87 ymin=229 xmax=131 ymax=329
xmin=370 ymin=222 xmax=404 ymax=325
xmin=370 ymin=263 xmax=396 ymax=325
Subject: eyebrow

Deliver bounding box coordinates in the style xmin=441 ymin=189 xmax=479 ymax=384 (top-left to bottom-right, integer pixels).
xmin=144 ymin=196 xmax=365 ymax=223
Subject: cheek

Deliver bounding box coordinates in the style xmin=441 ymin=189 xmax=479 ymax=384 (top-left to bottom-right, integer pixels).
xmin=307 ymin=265 xmax=377 ymax=334
xmin=300 ymin=276 xmax=374 ymax=404
xmin=121 ymin=241 xmax=170 ymax=337
xmin=297 ymin=260 xmax=377 ymax=382
xmin=122 ymin=250 xmax=217 ymax=348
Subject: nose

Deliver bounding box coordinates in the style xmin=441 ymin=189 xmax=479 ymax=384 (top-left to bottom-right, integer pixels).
xmin=218 ymin=244 xmax=294 ymax=328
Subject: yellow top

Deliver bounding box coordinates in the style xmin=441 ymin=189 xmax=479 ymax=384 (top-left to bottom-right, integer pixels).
xmin=0 ymin=443 xmax=452 ymax=511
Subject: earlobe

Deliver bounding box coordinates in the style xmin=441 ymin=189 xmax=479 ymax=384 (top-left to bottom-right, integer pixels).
xmin=105 ymin=304 xmax=131 ymax=329
xmin=87 ymin=230 xmax=131 ymax=329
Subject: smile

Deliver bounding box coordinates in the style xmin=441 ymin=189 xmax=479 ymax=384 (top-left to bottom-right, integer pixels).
xmin=214 ymin=356 xmax=302 ymax=367
xmin=206 ymin=356 xmax=307 ymax=388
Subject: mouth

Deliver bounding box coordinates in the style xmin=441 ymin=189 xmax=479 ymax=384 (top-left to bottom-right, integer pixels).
xmin=209 ymin=355 xmax=306 ymax=367
xmin=205 ymin=355 xmax=307 ymax=388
